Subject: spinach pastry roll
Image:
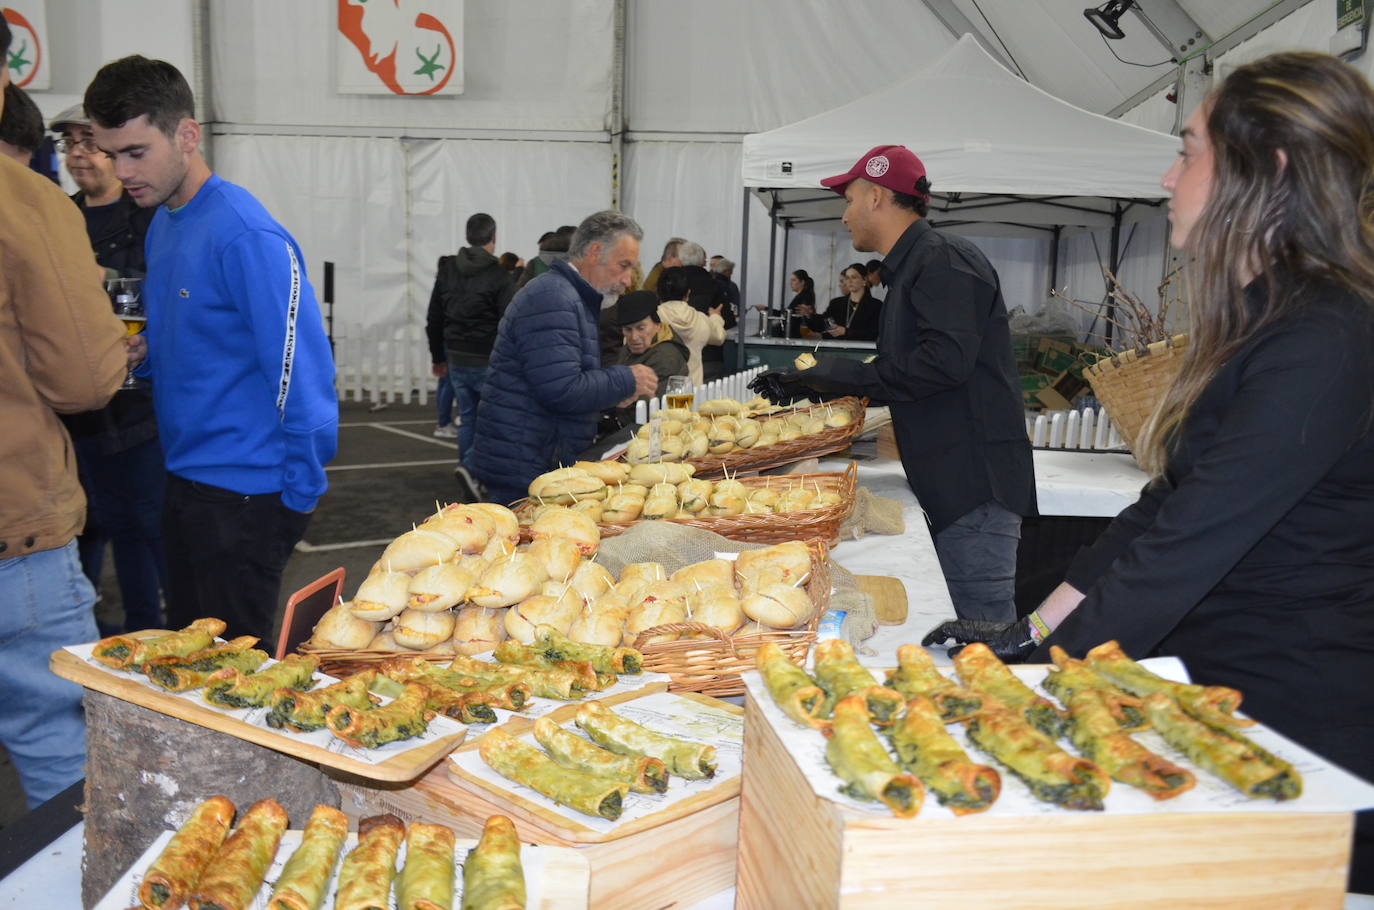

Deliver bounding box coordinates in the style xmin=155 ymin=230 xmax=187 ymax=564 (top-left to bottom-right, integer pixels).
xmin=492 ymin=640 xmax=611 ymax=692
xmin=478 ymin=729 xmax=629 ymax=820
xmin=1064 ymin=689 xmax=1194 ymax=800
xmin=533 ymin=716 xmax=668 ymax=793
xmin=265 ymin=671 xmax=377 ymax=732
xmin=885 ymin=644 xmax=981 ymax=722
xmin=95 ymin=617 xmax=227 ymax=670
xmin=202 ymin=654 xmax=318 ymax=709
xmin=1086 ymin=641 xmax=1253 ymax=729
xmin=1141 ymin=692 xmax=1301 ymax=800
xmin=825 ymin=695 xmax=923 ymax=818
xmin=379 ymin=658 xmax=531 ymax=711
xmin=755 ymin=641 xmax=829 ymax=731
xmin=536 ymin=625 xmax=643 ymax=674
xmin=143 ymin=637 xmax=267 ymax=692
xmin=954 ymin=642 xmax=1065 ymax=739
xmin=327 ymin=681 xmax=435 ymax=749
xmin=888 ymin=696 xmax=1000 ymax=815
xmin=1043 ymin=646 xmax=1146 ymax=732
xmin=335 ymin=813 xmax=405 ymax=910
xmin=448 ymin=655 xmax=582 ymax=700
xmin=137 ymin=794 xmax=235 ymax=909
xmin=397 ymin=821 xmax=456 ymax=910
xmin=266 ymin=804 xmax=348 ymax=910
xmin=575 ymin=701 xmax=716 ymax=779
xmin=812 ymin=639 xmax=905 ymax=726
xmin=369 ymin=672 xmax=497 ymax=725
xmin=461 ymin=815 xmax=526 ymax=910
xmin=188 ymin=797 xmax=288 ymax=910
xmin=963 ymin=699 xmax=1109 ymax=811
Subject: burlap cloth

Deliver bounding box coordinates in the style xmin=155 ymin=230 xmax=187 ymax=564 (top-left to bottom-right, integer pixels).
xmin=596 ymin=521 xmax=878 ymax=647
xmin=838 ymin=486 xmax=906 ymax=540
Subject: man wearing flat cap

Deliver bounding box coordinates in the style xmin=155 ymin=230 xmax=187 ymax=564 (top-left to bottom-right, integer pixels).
xmin=754 ymin=145 xmax=1035 ymax=626
xmin=612 ymin=290 xmax=689 ymax=418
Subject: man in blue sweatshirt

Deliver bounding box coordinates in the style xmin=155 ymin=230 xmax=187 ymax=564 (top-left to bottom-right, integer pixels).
xmin=85 ymin=56 xmax=338 ymax=640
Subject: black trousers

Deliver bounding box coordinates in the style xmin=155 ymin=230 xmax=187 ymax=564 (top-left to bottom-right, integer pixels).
xmin=162 ymin=474 xmax=312 ymax=641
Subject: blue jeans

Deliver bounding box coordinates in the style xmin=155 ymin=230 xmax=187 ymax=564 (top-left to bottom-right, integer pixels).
xmin=75 ymin=436 xmax=168 ymax=634
xmin=446 ymin=359 xmax=488 ymax=469
xmin=435 ymin=373 xmax=456 ymax=427
xmin=932 ymin=500 xmax=1022 ymax=623
xmin=0 ymin=540 xmax=98 ymax=807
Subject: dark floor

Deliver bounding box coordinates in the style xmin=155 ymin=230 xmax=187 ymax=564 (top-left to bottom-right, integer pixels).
xmin=0 ymin=400 xmax=463 ymax=831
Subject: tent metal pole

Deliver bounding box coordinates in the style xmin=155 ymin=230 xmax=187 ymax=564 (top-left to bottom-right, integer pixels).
xmin=1106 ymin=203 xmax=1123 ymax=347
xmin=737 ymin=188 xmax=750 ymax=371
xmin=780 ymin=221 xmax=792 ymax=312
xmin=765 ymin=193 xmax=780 ymax=320
xmin=1049 ymin=226 xmax=1062 ymax=298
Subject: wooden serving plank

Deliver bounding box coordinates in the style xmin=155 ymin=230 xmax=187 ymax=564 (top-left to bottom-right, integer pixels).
xmin=856 ymin=574 xmax=907 ymax=625
xmin=446 ymin=690 xmax=742 ymax=844
xmin=50 ymin=649 xmax=465 ymax=784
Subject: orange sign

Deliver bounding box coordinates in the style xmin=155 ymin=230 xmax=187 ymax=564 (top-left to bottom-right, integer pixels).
xmin=337 ymin=0 xmax=462 ymax=96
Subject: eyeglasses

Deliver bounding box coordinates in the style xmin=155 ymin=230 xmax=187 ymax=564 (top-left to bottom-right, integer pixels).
xmin=55 ymin=137 xmax=106 ymax=155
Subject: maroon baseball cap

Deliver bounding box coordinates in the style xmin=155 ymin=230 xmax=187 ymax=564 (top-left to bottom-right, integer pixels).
xmin=821 ymin=144 xmax=929 ymax=199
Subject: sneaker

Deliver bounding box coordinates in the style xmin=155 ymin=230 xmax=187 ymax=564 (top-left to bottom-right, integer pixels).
xmin=453 ymin=465 xmax=485 ymax=503
xmin=433 ymin=424 xmax=458 ymax=439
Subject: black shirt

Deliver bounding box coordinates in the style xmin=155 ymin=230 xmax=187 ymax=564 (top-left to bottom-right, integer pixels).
xmin=822 ymin=289 xmax=883 ymax=341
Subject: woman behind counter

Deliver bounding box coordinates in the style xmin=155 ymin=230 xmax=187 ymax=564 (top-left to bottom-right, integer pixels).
xmin=926 ymin=51 xmax=1374 ymax=893
xmin=818 ymin=262 xmax=883 ymax=340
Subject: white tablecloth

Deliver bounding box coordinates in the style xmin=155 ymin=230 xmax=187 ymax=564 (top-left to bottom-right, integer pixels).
xmin=1032 ymin=449 xmax=1147 ymax=518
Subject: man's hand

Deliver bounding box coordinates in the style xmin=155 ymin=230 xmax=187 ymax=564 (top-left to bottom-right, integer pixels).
xmin=921 ymin=618 xmax=1037 ymax=663
xmin=432 ymin=362 xmax=448 ymax=378
xmin=629 ymin=363 xmax=658 ymax=399
xmin=748 ymin=369 xmax=810 ymax=405
xmin=125 ymin=334 xmax=148 ymax=370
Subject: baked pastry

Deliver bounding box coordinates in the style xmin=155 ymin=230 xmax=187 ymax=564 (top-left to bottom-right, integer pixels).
xmin=576 ymin=701 xmax=716 ymax=779
xmin=335 ymin=814 xmax=405 ymax=910
xmin=756 ymin=641 xmax=828 ymax=731
xmin=534 ymin=716 xmax=668 ymax=794
xmin=460 ymin=816 xmax=526 ymax=910
xmin=825 ymin=696 xmax=923 ymax=818
xmin=265 ymin=671 xmax=378 ymax=733
xmin=889 ymin=695 xmax=1001 ymax=815
xmin=813 ymin=639 xmax=904 ymax=725
xmin=479 ymin=728 xmax=629 ymax=820
xmin=266 ymin=804 xmax=349 ymax=910
xmin=395 ymin=822 xmax=456 ymax=910
xmin=955 ymin=642 xmax=1065 ymax=739
xmin=885 ymin=644 xmax=981 ymax=722
xmin=136 ymin=795 xmax=234 ymax=909
xmin=188 ymin=798 xmax=288 ymax=910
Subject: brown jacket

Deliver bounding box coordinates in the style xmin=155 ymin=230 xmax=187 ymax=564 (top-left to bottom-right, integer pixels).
xmin=0 ymin=156 xmax=127 ymax=557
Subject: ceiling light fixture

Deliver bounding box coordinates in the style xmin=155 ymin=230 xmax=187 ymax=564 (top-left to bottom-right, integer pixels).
xmin=1084 ymin=0 xmax=1134 ymax=41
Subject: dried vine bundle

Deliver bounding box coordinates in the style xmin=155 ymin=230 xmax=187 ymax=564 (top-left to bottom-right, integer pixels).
xmin=1051 ymin=267 xmax=1185 ymax=357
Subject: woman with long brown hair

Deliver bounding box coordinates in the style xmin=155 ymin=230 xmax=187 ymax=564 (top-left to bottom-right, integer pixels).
xmin=927 ymin=52 xmax=1374 ymax=891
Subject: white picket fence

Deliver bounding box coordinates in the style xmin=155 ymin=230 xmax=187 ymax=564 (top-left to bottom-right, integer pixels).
xmin=333 ymin=322 xmax=433 ymax=406
xmin=632 ymin=366 xmax=768 ymax=423
xmin=1027 ymin=406 xmax=1125 ymax=451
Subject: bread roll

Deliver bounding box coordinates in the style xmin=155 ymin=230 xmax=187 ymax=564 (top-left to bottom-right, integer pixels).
xmin=407 ymin=561 xmax=477 ymax=612
xmin=824 ymin=409 xmax=854 ymax=428
xmin=534 ymin=474 xmax=607 ymax=504
xmin=420 ymin=506 xmax=495 ymax=554
xmin=629 ymin=463 xmax=694 ymax=486
xmin=311 ymin=602 xmax=381 ymax=649
xmin=681 ymin=433 xmax=710 ymax=459
xmin=705 ymin=491 xmax=745 ymax=517
xmin=525 ymin=536 xmax=582 ymax=584
xmin=569 ymin=499 xmax=604 ymax=522
xmin=569 ymin=561 xmax=615 ymax=601
xmin=741 ymin=582 xmax=814 ymax=628
xmin=366 ymin=629 xmax=402 ymax=650
xmin=671 ymin=558 xmax=735 ymax=591
xmin=505 ymin=594 xmax=579 ymax=643
xmin=573 ymin=460 xmax=631 ymax=485
xmin=654 ymin=407 xmax=694 ymax=422
xmin=380 ymin=528 xmax=459 ymax=573
xmin=469 ymin=555 xmax=547 ymax=608
xmin=697 ymin=398 xmax=744 ymax=416
xmin=706 ymin=425 xmax=736 ymax=455
xmin=794 ymin=352 xmax=817 ymax=370
xmin=601 ymin=494 xmax=644 ymax=524
xmin=615 ymin=562 xmax=665 ymax=602
xmin=528 ymin=467 xmax=591 ymax=497
xmin=735 ymin=541 xmax=812 ymax=591
xmin=775 ymin=489 xmax=816 ymax=513
xmin=481 ymin=534 xmax=518 ymax=562
xmin=641 ymin=495 xmax=679 ymax=521
xmin=451 ymin=606 xmax=507 ymax=656
xmin=530 ymin=507 xmax=600 ymax=557
xmin=625 ymin=597 xmax=688 ymax=646
xmin=625 ymin=439 xmax=652 ymax=464
xmin=589 ymin=590 xmax=631 ymax=619
xmin=677 ymin=479 xmax=712 ymax=513
xmin=812 ymin=491 xmax=843 ymax=508
xmin=748 ymin=488 xmax=781 ymax=508
xmin=351 ymin=571 xmax=413 ymax=621
xmin=392 ymin=608 xmax=457 ymax=650
xmin=465 ymin=503 xmax=521 ymax=543
xmin=567 ymin=606 xmax=625 ymax=648
xmin=687 ymin=585 xmax=743 ymax=637
xmin=734 ymin=418 xmax=761 ymax=448
xmin=619 ymin=483 xmax=649 ymax=499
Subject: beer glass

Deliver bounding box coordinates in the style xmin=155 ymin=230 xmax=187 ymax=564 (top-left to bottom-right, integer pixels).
xmin=108 ymin=277 xmax=146 ymax=390
xmin=664 ymin=375 xmax=694 ymax=411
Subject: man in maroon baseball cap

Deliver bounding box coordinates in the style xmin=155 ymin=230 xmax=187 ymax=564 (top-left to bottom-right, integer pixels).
xmin=752 ymin=144 xmax=1037 ymax=642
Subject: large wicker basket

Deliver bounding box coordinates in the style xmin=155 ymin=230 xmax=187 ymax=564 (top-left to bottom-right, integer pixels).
xmin=1083 ymin=334 xmax=1188 ymax=451
xmin=628 ymin=396 xmax=867 ymax=479
xmin=630 ymin=538 xmax=830 ymax=697
xmin=514 ymin=461 xmax=858 ymax=547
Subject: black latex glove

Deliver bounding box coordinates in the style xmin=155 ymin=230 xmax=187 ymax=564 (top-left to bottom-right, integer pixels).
xmin=748 ymin=369 xmax=811 ymax=406
xmin=920 ymin=618 xmax=1037 ymax=663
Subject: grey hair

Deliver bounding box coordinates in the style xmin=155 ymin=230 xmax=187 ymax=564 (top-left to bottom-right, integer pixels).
xmin=661 ymin=236 xmax=686 ymax=261
xmin=677 ymin=241 xmax=707 ymax=268
xmin=569 ymin=210 xmax=644 ymax=261
xmin=711 ymin=257 xmax=735 ymax=275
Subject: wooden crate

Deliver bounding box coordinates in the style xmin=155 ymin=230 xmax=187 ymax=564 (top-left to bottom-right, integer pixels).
xmin=334 ymin=690 xmax=742 ymax=910
xmin=736 ymin=691 xmax=1354 ymax=909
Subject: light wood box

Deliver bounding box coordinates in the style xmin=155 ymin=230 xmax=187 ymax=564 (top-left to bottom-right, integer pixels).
xmin=334 ymin=688 xmax=741 ymax=910
xmin=736 ymin=691 xmax=1354 ymax=910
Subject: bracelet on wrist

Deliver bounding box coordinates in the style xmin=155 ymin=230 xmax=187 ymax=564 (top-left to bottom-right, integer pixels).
xmin=1027 ymin=610 xmax=1051 ymax=644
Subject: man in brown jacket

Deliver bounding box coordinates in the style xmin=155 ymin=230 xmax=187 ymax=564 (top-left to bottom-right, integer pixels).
xmin=0 ymin=17 xmax=130 ymax=808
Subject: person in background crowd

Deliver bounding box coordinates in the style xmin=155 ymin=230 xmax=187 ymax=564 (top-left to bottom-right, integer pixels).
xmin=86 ymin=55 xmax=338 ymax=642
xmin=467 ymin=211 xmax=657 ymax=506
xmin=0 ymin=82 xmax=41 ymax=165
xmin=710 ymin=255 xmax=741 ymax=318
xmin=818 ymin=262 xmax=883 ymax=341
xmin=425 ymin=212 xmax=515 ymax=472
xmin=659 ymin=241 xmax=732 ymax=380
xmin=610 ymin=290 xmax=689 ymax=421
xmin=498 ymin=251 xmax=523 ymax=275
xmin=753 ymin=145 xmax=1035 ymax=624
xmin=780 ymin=269 xmax=816 ymax=338
xmin=865 ymin=258 xmax=884 ymax=289
xmin=928 ymin=52 xmax=1374 ymax=893
xmin=656 ymin=266 xmax=725 ymax=386
xmin=641 ymin=236 xmax=684 ymax=295
xmin=515 ymin=224 xmax=574 ymax=290
xmin=49 ymin=102 xmax=166 ymax=635
xmin=0 ymin=15 xmax=130 ymax=806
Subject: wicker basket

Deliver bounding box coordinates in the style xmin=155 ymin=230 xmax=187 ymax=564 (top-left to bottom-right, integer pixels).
xmin=629 ymin=396 xmax=867 ymax=480
xmin=629 ymin=538 xmax=830 ymax=697
xmin=1083 ymin=334 xmax=1188 ymax=451
xmin=514 ymin=461 xmax=858 ymax=548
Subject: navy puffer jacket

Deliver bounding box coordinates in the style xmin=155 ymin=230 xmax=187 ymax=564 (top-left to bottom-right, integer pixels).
xmin=470 ymin=260 xmax=635 ymax=500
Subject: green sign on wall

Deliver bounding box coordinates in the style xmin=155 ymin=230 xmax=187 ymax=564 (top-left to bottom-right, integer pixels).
xmin=1338 ymin=0 xmax=1366 ymax=30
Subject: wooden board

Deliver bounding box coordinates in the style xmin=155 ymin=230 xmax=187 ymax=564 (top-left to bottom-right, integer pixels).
xmin=735 ymin=690 xmax=1354 ymax=909
xmin=856 ymin=574 xmax=907 ymax=625
xmin=50 ymin=648 xmax=465 ymax=783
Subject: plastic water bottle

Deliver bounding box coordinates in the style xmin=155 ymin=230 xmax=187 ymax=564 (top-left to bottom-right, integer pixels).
xmin=816 ymin=608 xmax=847 ymax=642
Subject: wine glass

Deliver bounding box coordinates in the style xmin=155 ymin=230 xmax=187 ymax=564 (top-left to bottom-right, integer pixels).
xmin=107 ymin=277 xmax=146 ymax=390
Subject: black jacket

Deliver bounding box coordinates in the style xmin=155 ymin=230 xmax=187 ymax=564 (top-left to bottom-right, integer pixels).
xmin=1032 ymin=279 xmax=1374 ymax=790
xmin=425 ymin=247 xmax=515 ymax=366
xmin=74 ymin=189 xmax=155 ymax=277
xmin=800 ymin=219 xmax=1035 ymax=532
xmin=821 ymin=290 xmax=883 ymax=341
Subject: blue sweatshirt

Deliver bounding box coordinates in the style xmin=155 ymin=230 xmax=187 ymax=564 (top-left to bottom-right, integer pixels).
xmin=141 ymin=174 xmax=337 ymax=512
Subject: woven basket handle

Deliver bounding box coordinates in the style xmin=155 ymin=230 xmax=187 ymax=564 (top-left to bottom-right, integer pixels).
xmin=633 ymin=621 xmax=739 ymax=658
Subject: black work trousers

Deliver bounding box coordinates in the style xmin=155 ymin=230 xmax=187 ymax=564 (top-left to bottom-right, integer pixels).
xmin=162 ymin=473 xmax=312 ymax=641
